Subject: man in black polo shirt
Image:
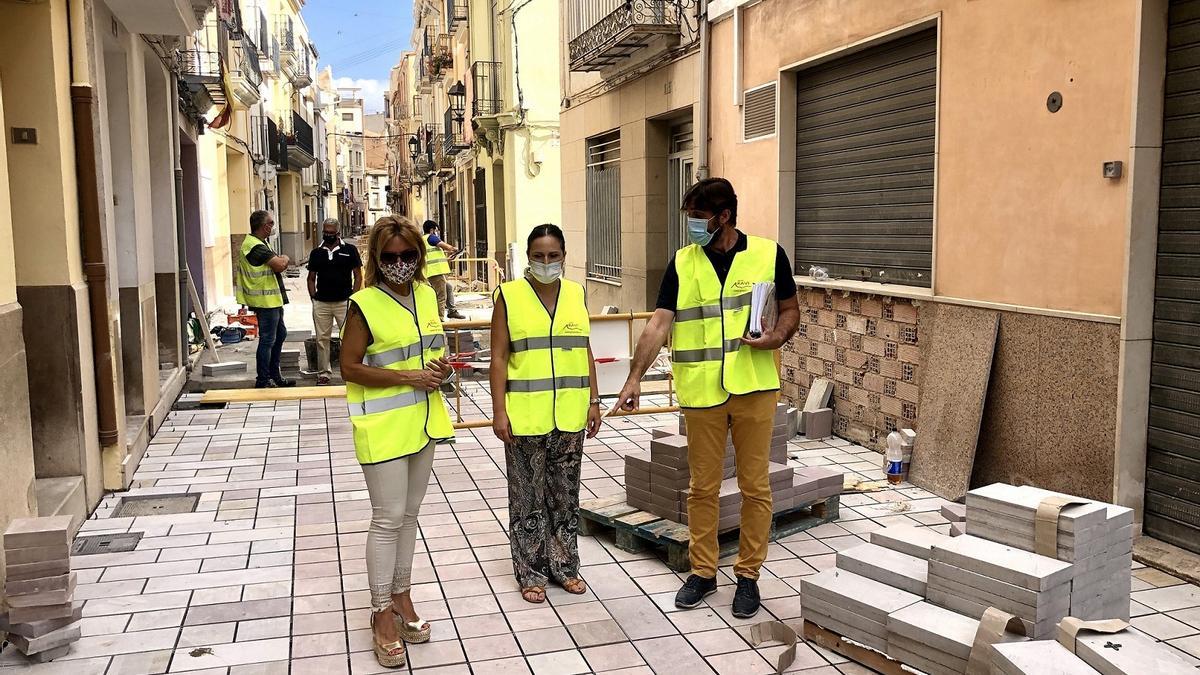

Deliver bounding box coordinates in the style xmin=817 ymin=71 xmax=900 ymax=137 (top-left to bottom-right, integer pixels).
xmin=306 ymin=218 xmax=362 ymax=385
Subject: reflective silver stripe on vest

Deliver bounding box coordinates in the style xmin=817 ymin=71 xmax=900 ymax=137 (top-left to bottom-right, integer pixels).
xmin=241 ymin=267 xmax=276 ymax=278
xmin=674 ymin=303 xmax=721 ymax=322
xmin=722 ymin=292 xmax=753 ymax=310
xmin=241 ymin=287 xmax=282 ymax=297
xmin=364 ymin=334 xmax=446 ymax=368
xmin=510 ymin=335 xmax=590 ymax=352
xmin=506 ymin=375 xmax=591 ymax=392
xmin=346 ymin=390 xmax=427 ymax=417
xmin=673 ymin=339 xmax=747 ymax=363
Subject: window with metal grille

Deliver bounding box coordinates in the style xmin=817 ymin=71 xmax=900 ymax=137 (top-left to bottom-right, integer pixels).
xmin=793 ymin=27 xmax=937 ymax=287
xmin=586 ymin=131 xmax=621 ymax=282
xmin=743 ymin=82 xmax=777 ymax=141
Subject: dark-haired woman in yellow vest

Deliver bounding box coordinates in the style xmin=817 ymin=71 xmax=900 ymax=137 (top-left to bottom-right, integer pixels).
xmin=490 ymin=224 xmax=602 ymax=604
xmin=340 ymin=216 xmax=455 ymax=668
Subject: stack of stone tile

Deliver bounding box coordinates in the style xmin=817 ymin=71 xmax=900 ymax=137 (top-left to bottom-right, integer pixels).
xmin=965 ymin=483 xmax=1135 ymax=621
xmin=990 ymin=640 xmax=1100 ymax=675
xmin=887 ymin=601 xmax=986 ymax=675
xmin=626 ymin=405 xmax=841 ymax=526
xmin=1 ymin=516 xmax=81 ymax=662
xmin=800 ymin=568 xmax=922 ymax=652
xmin=927 ymin=534 xmax=1075 ymax=638
xmin=991 ymin=628 xmax=1195 ymax=674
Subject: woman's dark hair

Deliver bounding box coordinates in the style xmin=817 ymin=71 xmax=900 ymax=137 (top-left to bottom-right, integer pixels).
xmin=681 ymin=177 xmax=738 ymax=224
xmin=422 ymin=220 xmax=438 ymax=234
xmin=526 ymin=223 xmax=566 ymax=253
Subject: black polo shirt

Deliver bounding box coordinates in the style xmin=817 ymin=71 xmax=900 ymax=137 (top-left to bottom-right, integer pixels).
xmin=656 ymin=231 xmax=797 ymax=312
xmin=307 ymin=242 xmax=362 ymax=302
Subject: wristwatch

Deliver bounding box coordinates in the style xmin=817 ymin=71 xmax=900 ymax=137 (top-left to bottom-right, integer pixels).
xmin=589 ymin=397 xmax=601 ymax=406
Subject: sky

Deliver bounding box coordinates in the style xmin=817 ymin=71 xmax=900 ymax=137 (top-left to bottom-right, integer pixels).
xmin=301 ymin=0 xmax=413 ymax=113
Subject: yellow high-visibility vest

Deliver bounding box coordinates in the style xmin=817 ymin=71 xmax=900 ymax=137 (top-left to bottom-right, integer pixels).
xmin=346 ymin=283 xmax=454 ymax=464
xmin=424 ymin=238 xmax=451 ymax=277
xmin=236 ymin=235 xmax=284 ymax=308
xmin=671 ymin=235 xmax=780 ymax=408
xmin=499 ymin=278 xmax=591 ymax=436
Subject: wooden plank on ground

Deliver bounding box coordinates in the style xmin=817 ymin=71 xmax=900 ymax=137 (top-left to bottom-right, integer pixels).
xmin=802 ymin=621 xmax=908 ymax=675
xmin=200 ymin=386 xmax=347 ymax=403
xmin=907 ymin=303 xmax=999 ymax=501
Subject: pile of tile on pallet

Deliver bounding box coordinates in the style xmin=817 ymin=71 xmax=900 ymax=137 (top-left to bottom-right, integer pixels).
xmin=990 ymin=626 xmax=1195 ymax=675
xmin=625 ymin=404 xmax=840 ymax=526
xmin=966 ymin=483 xmax=1134 ymax=621
xmin=797 ymin=483 xmax=1164 ymax=674
xmin=0 ymin=516 xmax=81 ymax=663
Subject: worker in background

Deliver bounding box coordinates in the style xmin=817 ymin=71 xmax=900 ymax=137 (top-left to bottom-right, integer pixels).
xmin=422 ymin=220 xmax=466 ymax=320
xmin=614 ymin=178 xmax=800 ymax=619
xmin=339 ymin=216 xmax=455 ymax=669
xmin=236 ymin=210 xmax=295 ymax=389
xmin=307 ymin=217 xmax=363 ymax=386
xmin=490 ymin=224 xmax=602 ymax=605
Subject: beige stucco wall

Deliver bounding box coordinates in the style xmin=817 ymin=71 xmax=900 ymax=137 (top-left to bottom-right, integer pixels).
xmin=0 ymin=77 xmax=16 ymax=307
xmin=560 ymin=54 xmax=699 ymax=312
xmin=0 ymin=0 xmax=84 ymax=287
xmin=713 ymin=0 xmax=1136 ymax=317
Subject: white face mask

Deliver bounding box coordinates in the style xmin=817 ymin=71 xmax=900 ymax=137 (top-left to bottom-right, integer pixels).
xmin=528 ymin=260 xmax=563 ymax=284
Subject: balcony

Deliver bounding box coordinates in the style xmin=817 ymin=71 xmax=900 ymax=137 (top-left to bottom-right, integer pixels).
xmin=470 ymin=61 xmax=502 ymax=118
xmin=567 ymin=0 xmax=682 ymax=73
xmin=178 ymin=49 xmax=226 ymax=114
xmin=254 ymin=115 xmax=286 ymax=169
xmin=292 ymin=44 xmax=313 ymax=88
xmin=443 ymin=108 xmax=469 ymax=157
xmin=230 ymin=35 xmax=263 ymax=107
xmin=105 ymin=0 xmax=209 ymax=37
xmin=421 ymin=28 xmax=452 ymax=85
xmin=277 ymin=15 xmax=298 ymax=81
xmin=286 ymin=112 xmax=316 ymax=169
xmin=447 ymin=0 xmax=468 ymax=31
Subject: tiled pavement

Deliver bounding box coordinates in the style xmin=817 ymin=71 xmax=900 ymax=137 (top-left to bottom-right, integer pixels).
xmin=4 ymin=385 xmax=1200 ymax=674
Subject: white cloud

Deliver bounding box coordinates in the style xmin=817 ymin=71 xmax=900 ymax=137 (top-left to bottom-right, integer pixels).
xmin=333 ymin=77 xmax=387 ymax=113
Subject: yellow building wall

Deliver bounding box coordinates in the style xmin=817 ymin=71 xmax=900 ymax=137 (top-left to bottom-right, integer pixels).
xmin=714 ymin=0 xmax=1136 ymax=316
xmin=0 ymin=0 xmax=83 ymax=287
xmin=0 ymin=78 xmax=16 ymax=307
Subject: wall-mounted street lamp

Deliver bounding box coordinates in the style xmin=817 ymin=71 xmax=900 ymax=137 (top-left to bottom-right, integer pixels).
xmin=448 ymin=80 xmax=466 ymax=124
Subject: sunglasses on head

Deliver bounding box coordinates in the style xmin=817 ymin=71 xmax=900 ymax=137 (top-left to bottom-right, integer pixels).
xmin=380 ymin=250 xmax=419 ymax=265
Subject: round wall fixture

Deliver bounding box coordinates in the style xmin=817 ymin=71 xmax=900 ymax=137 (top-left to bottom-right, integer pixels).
xmin=1047 ymin=91 xmax=1063 ymax=113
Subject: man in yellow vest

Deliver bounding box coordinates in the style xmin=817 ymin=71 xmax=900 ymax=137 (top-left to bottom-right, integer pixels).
xmin=422 ymin=220 xmax=466 ymax=320
xmin=237 ymin=210 xmax=295 ymax=389
xmin=615 ymin=178 xmax=799 ymax=619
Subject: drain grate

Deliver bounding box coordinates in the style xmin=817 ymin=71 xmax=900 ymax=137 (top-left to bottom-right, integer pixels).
xmin=113 ymin=493 xmax=201 ymax=518
xmin=73 ymin=532 xmax=143 ymax=555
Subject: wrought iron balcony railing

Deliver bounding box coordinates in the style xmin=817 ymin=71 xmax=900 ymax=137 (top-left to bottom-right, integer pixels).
xmin=447 ymin=0 xmax=468 ymax=29
xmin=567 ymin=0 xmax=682 ymax=72
xmin=471 ymin=61 xmax=502 ymax=117
xmin=443 ymin=108 xmax=469 ymax=156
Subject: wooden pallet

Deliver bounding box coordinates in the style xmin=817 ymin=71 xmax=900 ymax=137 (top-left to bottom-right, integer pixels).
xmin=579 ymin=493 xmax=840 ymax=572
xmin=801 ymin=620 xmax=909 ymax=675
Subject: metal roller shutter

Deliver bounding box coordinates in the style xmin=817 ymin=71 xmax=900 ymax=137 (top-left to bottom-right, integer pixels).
xmin=793 ymin=28 xmax=937 ymax=287
xmin=1146 ymin=0 xmax=1200 ymax=553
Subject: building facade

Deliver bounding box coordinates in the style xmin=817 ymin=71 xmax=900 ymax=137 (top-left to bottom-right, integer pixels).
xmin=0 ymin=0 xmax=216 ymax=587
xmin=561 ymin=0 xmax=1200 ymax=552
xmin=388 ymin=0 xmax=563 ymax=281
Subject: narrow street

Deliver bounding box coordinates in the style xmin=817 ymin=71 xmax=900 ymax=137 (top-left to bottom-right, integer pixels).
xmin=3 ymin=388 xmax=1200 ymax=673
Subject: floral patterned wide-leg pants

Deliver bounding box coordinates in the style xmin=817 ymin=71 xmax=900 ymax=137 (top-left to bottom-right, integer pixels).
xmin=505 ymin=429 xmax=584 ymax=588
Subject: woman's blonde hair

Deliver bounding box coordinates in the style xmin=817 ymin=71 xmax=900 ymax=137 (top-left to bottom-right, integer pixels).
xmin=363 ymin=215 xmax=426 ymax=288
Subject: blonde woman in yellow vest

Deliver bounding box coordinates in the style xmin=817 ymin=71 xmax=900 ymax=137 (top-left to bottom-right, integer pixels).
xmin=340 ymin=216 xmax=455 ymax=668
xmin=616 ymin=178 xmax=801 ymax=620
xmin=490 ymin=224 xmax=601 ymax=604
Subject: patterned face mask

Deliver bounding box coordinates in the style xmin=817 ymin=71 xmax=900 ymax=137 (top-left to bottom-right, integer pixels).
xmin=380 ymin=260 xmax=418 ymax=286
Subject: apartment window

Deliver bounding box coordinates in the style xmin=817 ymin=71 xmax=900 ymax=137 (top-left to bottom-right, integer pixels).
xmin=342 ymin=112 xmax=355 ymax=122
xmin=585 ymin=131 xmax=621 ymax=282
xmin=793 ymin=27 xmax=937 ymax=287
xmin=666 ymin=120 xmax=694 ymax=254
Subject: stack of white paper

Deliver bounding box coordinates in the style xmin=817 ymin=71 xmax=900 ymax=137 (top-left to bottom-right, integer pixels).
xmin=748 ymin=282 xmax=776 ymax=338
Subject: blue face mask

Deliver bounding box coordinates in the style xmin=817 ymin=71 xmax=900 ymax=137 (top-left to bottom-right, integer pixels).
xmin=686 ymin=216 xmax=716 ymax=247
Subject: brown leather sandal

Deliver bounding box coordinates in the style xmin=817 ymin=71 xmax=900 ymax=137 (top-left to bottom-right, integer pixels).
xmin=560 ymin=577 xmax=587 ymax=595
xmin=521 ymin=586 xmax=547 ymax=603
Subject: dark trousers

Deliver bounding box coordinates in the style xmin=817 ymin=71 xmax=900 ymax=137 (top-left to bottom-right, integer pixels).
xmin=505 ymin=429 xmax=584 ymax=588
xmin=253 ymin=307 xmax=287 ymax=385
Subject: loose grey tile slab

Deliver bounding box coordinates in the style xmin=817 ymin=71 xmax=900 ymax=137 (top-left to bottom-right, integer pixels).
xmin=990 ymin=640 xmax=1100 ymax=675
xmin=799 ymin=594 xmax=886 ymax=639
xmin=835 ymin=543 xmax=927 ymax=596
xmin=886 ymin=600 xmax=980 ymax=661
xmin=799 ymin=568 xmax=921 ymax=624
xmin=1073 ymin=627 xmax=1194 ymax=675
xmin=869 ymin=525 xmax=951 ymax=560
xmin=3 ymin=516 xmax=73 ymax=550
